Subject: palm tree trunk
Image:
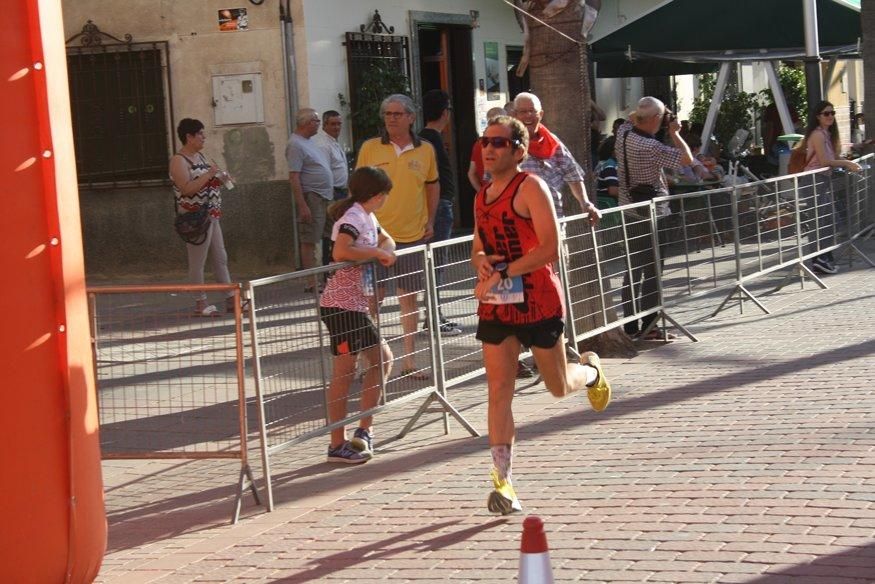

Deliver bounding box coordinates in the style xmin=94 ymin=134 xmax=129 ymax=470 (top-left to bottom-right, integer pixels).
xmin=525 ymin=3 xmax=635 ymax=357
xmin=527 ymin=4 xmax=591 ymax=195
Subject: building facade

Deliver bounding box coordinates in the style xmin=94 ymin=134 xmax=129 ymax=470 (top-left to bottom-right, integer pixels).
xmin=63 ymin=1 xmax=524 ymax=276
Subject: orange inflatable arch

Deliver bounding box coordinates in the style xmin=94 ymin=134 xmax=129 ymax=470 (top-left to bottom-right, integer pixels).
xmin=1 ymin=0 xmax=106 ymax=581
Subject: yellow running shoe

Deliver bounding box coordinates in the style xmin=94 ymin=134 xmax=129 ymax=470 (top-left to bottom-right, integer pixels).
xmin=487 ymin=469 xmax=523 ymax=515
xmin=581 ymin=351 xmax=611 ymax=412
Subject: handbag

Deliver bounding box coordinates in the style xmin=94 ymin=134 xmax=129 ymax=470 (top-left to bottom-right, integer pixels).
xmin=174 ymin=203 xmax=211 ymax=245
xmin=622 ymin=129 xmax=660 ymax=203
xmin=172 ymin=152 xmax=212 ymax=245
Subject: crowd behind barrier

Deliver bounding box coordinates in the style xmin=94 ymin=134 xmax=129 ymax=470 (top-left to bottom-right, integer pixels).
xmin=88 ymin=155 xmax=873 ymax=514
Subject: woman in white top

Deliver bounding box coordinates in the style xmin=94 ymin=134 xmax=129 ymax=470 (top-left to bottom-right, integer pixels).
xmin=799 ymin=101 xmax=862 ymax=275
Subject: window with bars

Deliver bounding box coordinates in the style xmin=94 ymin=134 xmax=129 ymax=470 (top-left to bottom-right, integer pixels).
xmin=344 ymin=32 xmax=411 ymax=147
xmin=67 ymin=42 xmax=172 ymax=186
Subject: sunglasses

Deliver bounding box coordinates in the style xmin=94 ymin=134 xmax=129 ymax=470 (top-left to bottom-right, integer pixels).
xmin=479 ymin=136 xmax=521 ymax=149
xmin=819 ymin=110 xmax=836 ymax=117
xmin=383 ymin=111 xmax=409 ymax=119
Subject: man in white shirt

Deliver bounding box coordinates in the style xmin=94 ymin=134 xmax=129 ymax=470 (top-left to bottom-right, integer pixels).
xmin=312 ymin=110 xmax=350 ymax=265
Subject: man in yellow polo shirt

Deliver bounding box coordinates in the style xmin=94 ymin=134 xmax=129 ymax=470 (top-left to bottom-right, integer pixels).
xmin=356 ymin=94 xmax=439 ymax=378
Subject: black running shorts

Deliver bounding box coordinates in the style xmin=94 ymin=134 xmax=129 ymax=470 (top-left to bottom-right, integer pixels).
xmin=475 ymin=317 xmax=564 ymax=349
xmin=320 ymin=306 xmax=380 ymax=356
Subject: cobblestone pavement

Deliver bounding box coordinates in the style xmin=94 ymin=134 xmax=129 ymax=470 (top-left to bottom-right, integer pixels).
xmin=96 ymin=240 xmax=875 ymax=583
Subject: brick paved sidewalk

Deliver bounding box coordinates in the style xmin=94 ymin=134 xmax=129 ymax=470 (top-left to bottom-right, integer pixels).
xmin=97 ymin=242 xmax=875 ymax=584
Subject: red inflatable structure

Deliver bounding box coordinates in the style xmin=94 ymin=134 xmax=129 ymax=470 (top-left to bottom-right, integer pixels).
xmin=1 ymin=0 xmax=106 ymax=581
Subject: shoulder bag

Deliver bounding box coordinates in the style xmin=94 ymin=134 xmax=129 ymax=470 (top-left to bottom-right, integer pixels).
xmin=622 ymin=129 xmax=660 ymax=203
xmin=173 ymin=153 xmax=211 ymax=245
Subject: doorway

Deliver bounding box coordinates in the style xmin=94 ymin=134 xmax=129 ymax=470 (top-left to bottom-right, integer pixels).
xmin=411 ymin=14 xmax=476 ymax=229
xmin=506 ymin=45 xmax=531 ymax=101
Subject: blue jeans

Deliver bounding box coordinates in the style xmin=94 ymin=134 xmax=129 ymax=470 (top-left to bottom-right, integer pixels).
xmin=433 ymin=199 xmax=454 ymax=243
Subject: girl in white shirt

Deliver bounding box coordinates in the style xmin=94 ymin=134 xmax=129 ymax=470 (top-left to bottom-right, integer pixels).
xmin=319 ymin=167 xmax=396 ymax=464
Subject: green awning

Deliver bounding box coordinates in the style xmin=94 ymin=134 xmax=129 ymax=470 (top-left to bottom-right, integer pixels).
xmin=592 ymin=0 xmax=861 ymax=78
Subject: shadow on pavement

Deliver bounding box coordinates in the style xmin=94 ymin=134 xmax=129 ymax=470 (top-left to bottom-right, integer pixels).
xmin=742 ymin=539 xmax=875 ymax=582
xmin=267 ymin=519 xmax=508 ymax=583
xmin=103 ymin=338 xmax=874 ymax=553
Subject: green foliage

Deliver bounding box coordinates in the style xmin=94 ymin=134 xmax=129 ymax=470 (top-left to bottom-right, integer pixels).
xmin=689 ymin=73 xmax=716 ymax=127
xmin=338 ymin=60 xmax=410 ymax=148
xmin=758 ymin=64 xmax=807 ymax=122
xmin=689 ymin=73 xmax=762 ymax=150
xmin=689 ymin=64 xmax=808 ymax=151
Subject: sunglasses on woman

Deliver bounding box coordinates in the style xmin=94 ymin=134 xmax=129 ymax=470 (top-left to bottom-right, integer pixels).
xmin=819 ymin=110 xmax=835 ymax=117
xmin=479 ymin=136 xmax=521 ymax=149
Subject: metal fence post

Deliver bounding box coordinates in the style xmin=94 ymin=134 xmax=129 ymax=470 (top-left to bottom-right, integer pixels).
xmin=649 ymin=201 xmax=666 ymax=331
xmin=245 ymin=284 xmax=274 ymax=512
xmin=793 ymin=174 xmax=806 ymax=289
xmin=422 ymin=245 xmax=449 ymax=434
xmin=730 ymin=185 xmax=744 ymax=313
xmin=557 ymin=220 xmax=578 ymax=346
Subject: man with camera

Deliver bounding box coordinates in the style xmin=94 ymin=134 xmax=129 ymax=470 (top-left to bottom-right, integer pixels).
xmin=615 ymin=97 xmax=693 ymax=340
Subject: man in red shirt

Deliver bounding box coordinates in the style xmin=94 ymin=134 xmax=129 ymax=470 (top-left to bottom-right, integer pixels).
xmin=467 ymin=106 xmax=508 ymax=191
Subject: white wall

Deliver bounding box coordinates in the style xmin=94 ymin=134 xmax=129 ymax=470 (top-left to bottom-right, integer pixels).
xmin=300 ymin=0 xmax=523 ymax=146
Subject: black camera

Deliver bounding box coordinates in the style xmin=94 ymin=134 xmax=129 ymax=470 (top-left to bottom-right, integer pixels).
xmin=662 ymin=109 xmax=677 ymax=129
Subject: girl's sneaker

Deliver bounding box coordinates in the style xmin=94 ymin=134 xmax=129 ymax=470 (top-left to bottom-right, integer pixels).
xmin=327 ymin=441 xmax=370 ymax=464
xmin=350 ymin=428 xmax=373 ymax=456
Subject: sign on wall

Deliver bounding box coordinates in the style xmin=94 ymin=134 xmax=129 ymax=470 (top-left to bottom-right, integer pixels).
xmin=483 ymin=41 xmax=501 ymax=101
xmin=218 ymin=8 xmax=248 ymax=32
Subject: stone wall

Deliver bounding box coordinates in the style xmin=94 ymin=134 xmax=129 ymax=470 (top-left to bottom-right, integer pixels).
xmin=80 ymin=180 xmax=294 ymax=279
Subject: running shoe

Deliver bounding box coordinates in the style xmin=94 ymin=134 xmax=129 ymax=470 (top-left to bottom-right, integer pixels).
xmin=423 ymin=318 xmax=462 ymax=336
xmin=516 ymin=361 xmax=535 ymax=379
xmin=327 ymin=441 xmax=370 ymax=464
xmin=581 ymin=351 xmax=612 ymax=412
xmin=811 ymin=257 xmax=838 ymax=275
xmin=438 ymin=322 xmax=463 ymax=336
xmin=487 ymin=468 xmax=523 ymax=515
xmin=350 ymin=427 xmax=373 ymax=456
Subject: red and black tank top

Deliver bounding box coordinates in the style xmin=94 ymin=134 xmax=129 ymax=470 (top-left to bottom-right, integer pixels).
xmin=474 ymin=171 xmax=564 ymax=324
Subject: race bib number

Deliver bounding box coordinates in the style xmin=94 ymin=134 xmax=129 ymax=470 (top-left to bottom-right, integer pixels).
xmin=482 ymin=276 xmax=524 ymax=305
xmin=361 ymin=264 xmax=375 ymax=297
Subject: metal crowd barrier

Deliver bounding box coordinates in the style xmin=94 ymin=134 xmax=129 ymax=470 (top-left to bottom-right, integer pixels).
xmin=245 ymin=246 xmax=481 ymax=511
xmin=88 ymin=284 xmax=260 ymax=523
xmin=88 ymin=155 xmax=872 ymax=517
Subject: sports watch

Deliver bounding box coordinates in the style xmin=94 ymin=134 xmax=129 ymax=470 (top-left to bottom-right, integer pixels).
xmin=494 ymin=262 xmax=509 ymax=281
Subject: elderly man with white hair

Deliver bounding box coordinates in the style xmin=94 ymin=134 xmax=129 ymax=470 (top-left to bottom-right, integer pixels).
xmin=615 ymin=96 xmax=693 ymax=340
xmin=287 ymin=108 xmax=334 ymax=277
xmin=513 ymin=91 xmax=600 ymax=221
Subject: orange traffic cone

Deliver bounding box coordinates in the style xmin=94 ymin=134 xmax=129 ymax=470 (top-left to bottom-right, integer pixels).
xmin=518 ymin=516 xmax=554 ymax=584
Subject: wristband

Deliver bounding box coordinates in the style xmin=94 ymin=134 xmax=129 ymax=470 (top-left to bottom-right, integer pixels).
xmin=494 ymin=262 xmax=509 ymax=281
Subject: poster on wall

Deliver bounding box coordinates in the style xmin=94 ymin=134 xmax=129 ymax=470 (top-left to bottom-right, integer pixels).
xmin=483 ymin=41 xmax=501 ymax=101
xmin=218 ymin=8 xmax=249 ymax=32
